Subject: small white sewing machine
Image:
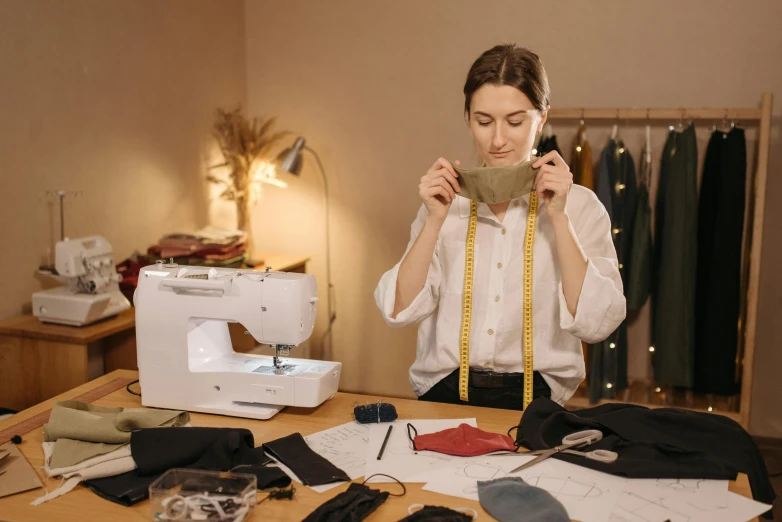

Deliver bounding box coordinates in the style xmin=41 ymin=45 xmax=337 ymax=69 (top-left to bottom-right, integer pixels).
xmin=135 ymin=262 xmax=341 ymax=420
xmin=33 ymin=235 xmax=130 ymax=326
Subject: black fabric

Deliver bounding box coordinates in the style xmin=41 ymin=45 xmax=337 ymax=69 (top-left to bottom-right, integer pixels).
xmin=418 ymin=369 xmax=551 ymax=410
xmin=302 ymin=482 xmax=389 ymax=522
xmin=694 ymin=127 xmax=746 ymax=395
xmin=229 ymin=464 xmax=292 ymax=489
xmin=517 ymin=397 xmax=774 ymax=518
xmin=398 ymin=505 xmax=473 ymax=521
xmin=536 ymin=135 xmax=562 ymax=156
xmin=133 ymin=427 xmax=269 ymax=475
xmin=263 ymin=432 xmax=349 ymax=487
xmin=85 ymin=427 xmax=281 ymax=506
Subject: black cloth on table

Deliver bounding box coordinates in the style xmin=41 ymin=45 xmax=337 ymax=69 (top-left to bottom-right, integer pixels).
xmin=516 ymin=397 xmax=774 ymax=519
xmin=85 ymin=427 xmax=289 ymax=506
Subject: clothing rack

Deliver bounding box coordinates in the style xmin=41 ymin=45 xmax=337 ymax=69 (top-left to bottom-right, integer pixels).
xmin=547 ymin=92 xmax=773 ymax=429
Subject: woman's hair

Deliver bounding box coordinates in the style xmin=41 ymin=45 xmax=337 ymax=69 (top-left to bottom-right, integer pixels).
xmin=463 ymin=44 xmax=550 ymax=114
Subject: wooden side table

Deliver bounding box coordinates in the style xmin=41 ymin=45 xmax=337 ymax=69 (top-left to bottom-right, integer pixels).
xmin=0 ymin=308 xmax=136 ymax=411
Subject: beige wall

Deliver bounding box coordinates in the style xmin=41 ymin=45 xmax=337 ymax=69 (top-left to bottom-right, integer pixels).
xmin=244 ymin=0 xmax=782 ymax=436
xmin=0 ymin=0 xmax=246 ymax=319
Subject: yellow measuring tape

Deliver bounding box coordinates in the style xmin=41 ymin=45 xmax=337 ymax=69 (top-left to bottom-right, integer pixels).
xmin=458 ymin=192 xmax=539 ymax=409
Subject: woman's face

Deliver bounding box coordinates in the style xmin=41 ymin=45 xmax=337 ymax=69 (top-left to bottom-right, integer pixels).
xmin=468 ymin=84 xmax=546 ymax=167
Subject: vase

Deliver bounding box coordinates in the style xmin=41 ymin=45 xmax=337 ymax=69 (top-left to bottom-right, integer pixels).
xmin=236 ymin=194 xmax=254 ymax=262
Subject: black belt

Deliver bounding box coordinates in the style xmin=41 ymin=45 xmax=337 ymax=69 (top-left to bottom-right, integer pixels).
xmin=468 ymin=368 xmax=525 ymax=388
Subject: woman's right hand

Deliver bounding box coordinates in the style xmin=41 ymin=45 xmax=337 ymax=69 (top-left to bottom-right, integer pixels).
xmin=418 ymin=157 xmax=461 ymax=223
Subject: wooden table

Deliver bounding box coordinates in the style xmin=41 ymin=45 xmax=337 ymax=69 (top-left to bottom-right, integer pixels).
xmin=0 ymin=370 xmax=755 ymax=522
xmin=0 ymin=255 xmax=310 ymax=412
xmin=0 ymin=309 xmax=136 ymax=411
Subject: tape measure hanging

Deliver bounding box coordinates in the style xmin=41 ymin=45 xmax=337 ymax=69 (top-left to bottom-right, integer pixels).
xmin=458 ymin=193 xmax=539 ymax=409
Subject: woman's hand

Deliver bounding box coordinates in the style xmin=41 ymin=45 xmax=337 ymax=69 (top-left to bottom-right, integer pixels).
xmin=419 ymin=157 xmax=461 ymax=223
xmin=532 ymin=151 xmax=573 ymax=217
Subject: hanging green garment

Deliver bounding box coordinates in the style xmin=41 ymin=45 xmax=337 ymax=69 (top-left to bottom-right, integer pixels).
xmin=652 ymin=125 xmax=698 ymax=388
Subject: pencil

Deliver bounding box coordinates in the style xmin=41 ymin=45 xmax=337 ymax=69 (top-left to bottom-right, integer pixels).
xmin=377 ymin=425 xmax=393 ymax=460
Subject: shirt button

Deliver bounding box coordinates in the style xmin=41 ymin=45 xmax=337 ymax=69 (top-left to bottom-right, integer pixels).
xmin=487 ymin=329 xmax=494 ymax=335
xmin=501 ymin=228 xmax=507 ymax=235
xmin=495 ymin=295 xmax=500 ymax=302
xmin=497 ymin=262 xmax=503 ymax=269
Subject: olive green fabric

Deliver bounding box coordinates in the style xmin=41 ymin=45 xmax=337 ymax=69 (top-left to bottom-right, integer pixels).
xmin=44 ymin=400 xmax=189 ymax=469
xmin=653 ymin=125 xmax=698 ymax=388
xmin=452 ymin=159 xmax=539 ymax=204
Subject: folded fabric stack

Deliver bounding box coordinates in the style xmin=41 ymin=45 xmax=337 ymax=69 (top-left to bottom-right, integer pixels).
xmin=33 ymin=400 xmax=189 ymax=505
xmin=33 ymin=400 xmax=291 ymax=508
xmin=147 ymin=226 xmax=249 ymax=268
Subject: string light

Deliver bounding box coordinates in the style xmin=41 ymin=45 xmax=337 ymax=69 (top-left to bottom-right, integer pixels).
xmin=606 ymin=383 xmax=613 ymax=389
xmin=655 ymin=387 xmax=661 ymax=392
xmin=669 ymin=125 xmax=675 ymax=131
xmin=618 ymin=147 xmax=626 ymax=154
xmin=531 ymin=148 xmax=538 ymax=156
xmin=609 ymin=343 xmax=616 ymax=349
xmin=649 ymin=346 xmax=655 ymax=352
xmin=618 ymin=263 xmax=624 ymax=269
xmin=708 ymin=406 xmax=713 ymax=412
xmin=576 ymin=146 xmax=582 ymax=152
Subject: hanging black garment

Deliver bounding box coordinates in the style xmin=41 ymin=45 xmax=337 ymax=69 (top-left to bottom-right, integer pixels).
xmin=653 ymin=125 xmax=698 ymax=387
xmin=626 ymin=146 xmax=653 ymax=312
xmin=536 ymin=134 xmax=562 ymax=156
xmin=516 ymin=397 xmax=774 ymax=518
xmin=590 ymin=140 xmax=636 ymax=402
xmin=694 ymin=127 xmax=747 ymax=395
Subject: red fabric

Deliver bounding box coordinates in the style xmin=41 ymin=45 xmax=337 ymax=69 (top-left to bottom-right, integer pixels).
xmin=411 ymin=423 xmax=516 ymax=457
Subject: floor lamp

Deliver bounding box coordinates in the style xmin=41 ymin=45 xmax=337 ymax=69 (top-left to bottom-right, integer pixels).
xmin=275 ymin=137 xmax=335 ymax=359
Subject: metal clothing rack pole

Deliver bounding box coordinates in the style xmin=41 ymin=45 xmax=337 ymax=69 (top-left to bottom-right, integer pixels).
xmin=546 ymin=92 xmax=773 ymax=430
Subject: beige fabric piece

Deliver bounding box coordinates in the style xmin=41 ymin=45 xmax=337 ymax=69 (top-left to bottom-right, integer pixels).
xmin=453 ymin=159 xmax=539 ymax=204
xmin=44 ymin=400 xmax=189 ymax=469
xmin=32 ymin=442 xmax=136 ymax=506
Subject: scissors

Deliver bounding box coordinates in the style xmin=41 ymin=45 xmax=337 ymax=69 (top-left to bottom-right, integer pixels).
xmin=510 ymin=429 xmax=618 ymax=473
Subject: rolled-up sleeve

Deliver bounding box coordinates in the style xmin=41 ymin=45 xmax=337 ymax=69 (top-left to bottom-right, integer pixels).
xmin=558 ymin=196 xmax=626 ymax=343
xmin=375 ymin=205 xmax=441 ymax=328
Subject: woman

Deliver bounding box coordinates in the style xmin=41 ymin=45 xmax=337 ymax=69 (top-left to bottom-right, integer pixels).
xmin=374 ymin=44 xmax=625 ymax=409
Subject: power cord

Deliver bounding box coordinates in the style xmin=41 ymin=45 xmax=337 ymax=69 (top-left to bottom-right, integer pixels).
xmin=126 ymin=379 xmax=141 ymax=396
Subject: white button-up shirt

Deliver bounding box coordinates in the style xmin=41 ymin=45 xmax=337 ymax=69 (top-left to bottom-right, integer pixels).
xmin=374 ymin=185 xmax=626 ymax=404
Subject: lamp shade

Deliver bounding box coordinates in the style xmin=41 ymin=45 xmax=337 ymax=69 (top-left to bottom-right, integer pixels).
xmin=275 ymin=136 xmax=306 ymax=175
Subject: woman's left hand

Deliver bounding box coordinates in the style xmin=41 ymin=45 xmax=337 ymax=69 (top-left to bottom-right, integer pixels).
xmin=532 ymin=151 xmax=573 ymax=217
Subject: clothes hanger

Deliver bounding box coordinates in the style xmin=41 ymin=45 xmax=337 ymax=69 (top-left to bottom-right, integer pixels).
xmin=676 ymin=108 xmax=686 ymax=131
xmin=715 ymin=108 xmax=731 ymax=133
xmin=611 ymin=109 xmax=620 ymax=142
xmin=576 ymin=109 xmax=588 ymax=147
xmin=644 ymin=109 xmax=652 ymax=188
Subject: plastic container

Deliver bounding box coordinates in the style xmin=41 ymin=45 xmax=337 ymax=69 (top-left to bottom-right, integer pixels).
xmin=149 ymin=468 xmax=257 ymax=521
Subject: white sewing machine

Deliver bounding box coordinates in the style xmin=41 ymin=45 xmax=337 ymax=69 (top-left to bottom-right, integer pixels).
xmin=134 ymin=262 xmax=341 ymax=420
xmin=33 ymin=235 xmax=130 ymax=326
